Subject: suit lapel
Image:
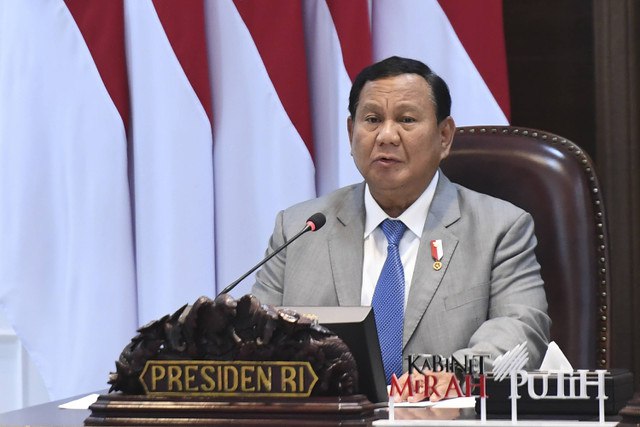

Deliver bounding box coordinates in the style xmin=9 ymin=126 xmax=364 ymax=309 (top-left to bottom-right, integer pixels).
xmin=328 ymin=183 xmax=366 ymax=306
xmin=404 ymin=174 xmax=461 ymax=347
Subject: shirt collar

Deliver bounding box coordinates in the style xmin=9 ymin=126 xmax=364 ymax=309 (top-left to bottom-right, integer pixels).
xmin=364 ymin=170 xmax=440 ymax=238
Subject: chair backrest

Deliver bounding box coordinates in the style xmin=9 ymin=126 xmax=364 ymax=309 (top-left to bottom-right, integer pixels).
xmin=440 ymin=126 xmax=611 ymax=369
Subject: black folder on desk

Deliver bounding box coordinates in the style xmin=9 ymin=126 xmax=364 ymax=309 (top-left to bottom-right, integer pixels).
xmin=281 ymin=306 xmax=387 ymax=404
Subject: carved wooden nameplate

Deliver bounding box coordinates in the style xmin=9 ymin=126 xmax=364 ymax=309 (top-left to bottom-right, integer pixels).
xmin=86 ymin=294 xmax=375 ymax=426
xmin=85 ymin=393 xmax=376 ymax=426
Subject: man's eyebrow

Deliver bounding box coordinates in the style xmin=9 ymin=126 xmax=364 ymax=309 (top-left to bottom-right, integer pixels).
xmin=358 ymin=101 xmax=382 ymax=109
xmin=395 ymin=103 xmax=422 ymax=111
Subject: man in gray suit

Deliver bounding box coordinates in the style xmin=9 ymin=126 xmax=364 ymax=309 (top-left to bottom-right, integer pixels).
xmin=252 ymin=56 xmax=550 ymax=399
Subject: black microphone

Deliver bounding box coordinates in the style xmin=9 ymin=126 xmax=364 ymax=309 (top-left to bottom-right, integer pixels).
xmin=218 ymin=212 xmax=326 ymax=296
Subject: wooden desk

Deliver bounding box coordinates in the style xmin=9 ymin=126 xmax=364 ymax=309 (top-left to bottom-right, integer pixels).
xmin=0 ymin=392 xmax=95 ymax=427
xmin=0 ymin=394 xmax=624 ymax=427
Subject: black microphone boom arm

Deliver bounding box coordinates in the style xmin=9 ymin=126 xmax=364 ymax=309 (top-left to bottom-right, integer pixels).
xmin=217 ymin=213 xmax=325 ymax=296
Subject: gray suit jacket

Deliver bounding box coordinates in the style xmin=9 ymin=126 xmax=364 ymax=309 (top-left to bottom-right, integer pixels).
xmin=252 ymin=172 xmax=551 ymax=369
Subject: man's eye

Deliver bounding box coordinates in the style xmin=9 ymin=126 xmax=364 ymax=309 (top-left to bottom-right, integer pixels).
xmin=400 ymin=117 xmax=416 ymax=123
xmin=364 ymin=116 xmax=380 ymax=124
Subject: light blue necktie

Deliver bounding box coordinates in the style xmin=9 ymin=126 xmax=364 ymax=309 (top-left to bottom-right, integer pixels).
xmin=372 ymin=219 xmax=407 ymax=384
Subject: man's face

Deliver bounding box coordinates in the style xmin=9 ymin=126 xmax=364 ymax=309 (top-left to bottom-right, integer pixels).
xmin=348 ymin=74 xmax=455 ymax=211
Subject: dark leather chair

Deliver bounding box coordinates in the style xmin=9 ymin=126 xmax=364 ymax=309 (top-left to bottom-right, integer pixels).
xmin=441 ymin=126 xmax=610 ymax=369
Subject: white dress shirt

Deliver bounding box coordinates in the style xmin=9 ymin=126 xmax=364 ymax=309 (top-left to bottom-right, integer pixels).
xmin=361 ymin=171 xmax=439 ymax=306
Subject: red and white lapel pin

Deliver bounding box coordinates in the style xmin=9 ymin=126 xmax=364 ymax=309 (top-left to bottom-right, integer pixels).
xmin=430 ymin=239 xmax=443 ymax=271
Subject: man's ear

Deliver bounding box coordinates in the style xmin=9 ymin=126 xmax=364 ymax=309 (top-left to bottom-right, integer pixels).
xmin=347 ymin=116 xmax=354 ymax=153
xmin=438 ymin=116 xmax=456 ymax=160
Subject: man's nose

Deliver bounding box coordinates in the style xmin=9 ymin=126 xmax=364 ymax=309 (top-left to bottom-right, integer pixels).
xmin=376 ymin=120 xmax=400 ymax=145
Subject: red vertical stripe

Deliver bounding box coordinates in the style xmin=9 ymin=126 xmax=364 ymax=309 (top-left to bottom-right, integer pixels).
xmin=65 ymin=0 xmax=130 ymax=129
xmin=233 ymin=0 xmax=314 ymax=158
xmin=437 ymin=0 xmax=511 ymax=120
xmin=152 ymin=0 xmax=213 ymax=121
xmin=326 ymin=0 xmax=372 ymax=81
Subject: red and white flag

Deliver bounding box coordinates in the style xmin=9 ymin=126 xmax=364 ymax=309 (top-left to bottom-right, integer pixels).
xmin=124 ymin=0 xmax=216 ymax=324
xmin=205 ymin=0 xmax=316 ymax=295
xmin=372 ymin=0 xmax=510 ymax=124
xmin=303 ymin=0 xmax=371 ymax=195
xmin=0 ymin=0 xmax=137 ymax=399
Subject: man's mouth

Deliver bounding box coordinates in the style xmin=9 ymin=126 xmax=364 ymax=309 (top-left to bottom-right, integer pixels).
xmin=374 ymin=155 xmax=400 ymax=165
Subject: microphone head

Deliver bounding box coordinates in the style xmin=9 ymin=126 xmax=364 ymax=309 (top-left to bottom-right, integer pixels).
xmin=306 ymin=212 xmax=326 ymax=232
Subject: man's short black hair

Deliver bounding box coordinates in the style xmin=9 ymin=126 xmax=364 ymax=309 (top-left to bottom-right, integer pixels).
xmin=348 ymin=56 xmax=452 ymax=124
